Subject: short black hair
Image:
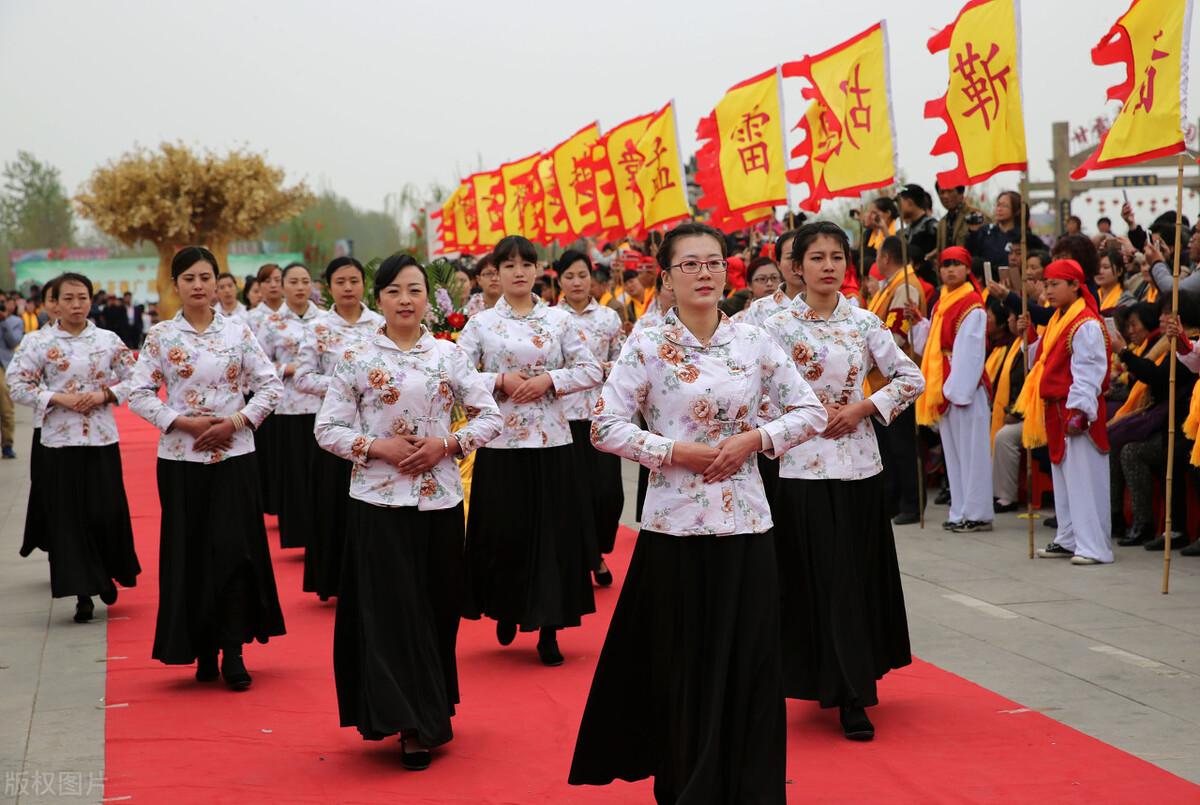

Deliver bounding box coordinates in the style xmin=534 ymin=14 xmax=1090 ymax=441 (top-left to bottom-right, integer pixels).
xmin=1028 ymin=249 xmax=1051 ymax=269
xmin=42 ymin=275 xmax=63 ymax=303
xmin=555 ymin=249 xmax=592 ymax=274
xmin=622 ymin=269 xmax=640 ymax=283
xmin=592 ymin=266 xmax=611 ymax=284
xmin=492 ymin=235 xmax=538 ymax=266
xmin=1097 ymin=217 xmax=1112 ymax=227
xmin=746 ymin=256 xmax=778 ymax=285
xmin=241 ymin=277 xmax=258 ymax=306
xmin=879 ymin=235 xmax=904 ymax=266
xmin=789 ymin=221 xmax=851 ymax=266
xmin=1067 ymin=215 xmax=1082 ymax=226
xmin=872 ymin=196 xmax=899 ymax=220
xmin=1101 ymin=247 xmax=1126 ymax=279
xmin=1126 ymin=301 xmax=1161 ymax=334
xmin=171 ymin=246 xmax=219 ymax=281
xmin=57 ymin=272 xmax=94 ymax=298
xmin=323 ymin=256 xmax=364 ymax=285
xmin=374 ymin=254 xmax=427 ymax=298
xmin=656 ymin=222 xmax=727 ymax=271
xmin=1050 ymin=234 xmax=1099 ymax=279
xmin=899 ymin=184 xmax=932 ymax=210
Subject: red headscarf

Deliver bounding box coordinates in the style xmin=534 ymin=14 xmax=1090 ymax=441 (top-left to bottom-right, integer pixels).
xmin=939 ymin=246 xmax=982 ymax=293
xmin=1043 ymin=258 xmax=1099 ymax=315
xmin=726 ymin=255 xmax=747 ymax=290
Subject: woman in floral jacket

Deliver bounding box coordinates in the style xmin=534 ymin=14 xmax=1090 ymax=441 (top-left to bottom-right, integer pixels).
xmin=763 ymin=221 xmax=924 ymax=742
xmin=10 ymin=272 xmax=140 ymax=624
xmin=294 ymin=256 xmax=384 ymax=601
xmin=128 ymin=247 xmax=286 ymax=691
xmin=570 ymin=222 xmax=826 ymax=805
xmin=315 ymin=254 xmax=501 ymax=770
xmin=457 ymin=235 xmax=603 ymax=667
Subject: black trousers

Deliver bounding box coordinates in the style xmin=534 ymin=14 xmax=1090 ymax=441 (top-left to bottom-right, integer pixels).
xmin=877 ymin=405 xmax=921 ymax=519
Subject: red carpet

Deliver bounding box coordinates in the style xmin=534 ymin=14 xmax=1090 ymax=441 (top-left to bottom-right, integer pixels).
xmin=103 ymin=407 xmax=1199 ymax=803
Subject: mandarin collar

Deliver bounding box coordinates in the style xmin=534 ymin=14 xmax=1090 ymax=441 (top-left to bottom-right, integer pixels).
xmin=788 ymin=292 xmax=852 ymax=323
xmin=52 ymin=319 xmax=97 ymax=338
xmin=171 ymin=310 xmax=226 ymax=335
xmin=281 ymin=301 xmax=320 ymax=321
xmin=494 ymin=294 xmax=547 ymax=321
xmin=660 ymin=307 xmax=736 ymax=348
xmin=373 ymin=325 xmax=435 ymax=355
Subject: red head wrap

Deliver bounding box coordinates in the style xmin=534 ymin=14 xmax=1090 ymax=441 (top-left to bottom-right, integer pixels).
xmin=1044 ymin=258 xmax=1099 ymax=315
xmin=939 ymin=246 xmax=972 ymax=267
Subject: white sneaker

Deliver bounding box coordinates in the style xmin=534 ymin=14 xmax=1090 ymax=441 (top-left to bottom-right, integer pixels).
xmin=1070 ymin=555 xmax=1102 ymax=565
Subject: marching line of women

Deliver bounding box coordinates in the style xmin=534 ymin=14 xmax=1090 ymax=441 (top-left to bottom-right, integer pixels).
xmin=11 ymin=221 xmax=927 ymax=802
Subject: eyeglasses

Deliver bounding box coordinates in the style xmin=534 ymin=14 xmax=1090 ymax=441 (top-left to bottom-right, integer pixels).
xmin=752 ymin=274 xmax=781 ymax=285
xmin=670 ymin=259 xmax=729 ymax=274
xmin=478 ymin=270 xmax=499 ymax=279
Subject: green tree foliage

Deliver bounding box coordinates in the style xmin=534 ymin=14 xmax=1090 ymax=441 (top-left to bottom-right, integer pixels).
xmin=0 ymin=151 xmax=76 ymax=285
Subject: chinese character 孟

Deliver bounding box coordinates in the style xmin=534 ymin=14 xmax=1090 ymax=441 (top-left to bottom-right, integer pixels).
xmin=730 ymin=105 xmax=772 ymax=175
xmin=952 ymin=41 xmax=1012 ymax=130
xmin=644 ymin=136 xmax=677 ymax=199
xmin=838 ymin=63 xmax=872 ymax=148
xmin=1134 ymin=30 xmax=1169 ymax=114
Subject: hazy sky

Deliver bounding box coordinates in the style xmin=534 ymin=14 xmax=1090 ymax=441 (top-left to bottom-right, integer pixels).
xmin=2 ymin=0 xmax=1196 ymax=221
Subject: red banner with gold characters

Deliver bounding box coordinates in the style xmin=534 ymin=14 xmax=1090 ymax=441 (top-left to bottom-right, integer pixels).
xmin=499 ymin=153 xmax=544 ymax=242
xmin=599 ymin=112 xmax=654 ymax=237
xmin=471 ymin=171 xmax=505 ymax=249
xmin=695 ymin=67 xmax=789 ymax=229
xmin=783 ymin=22 xmax=897 ymax=212
xmin=925 ymin=0 xmax=1028 ymax=186
xmin=550 ymin=122 xmax=602 ymax=239
xmin=632 ymin=101 xmax=691 ymax=230
xmin=449 ymin=180 xmax=478 ymax=254
xmin=1071 ymin=0 xmax=1192 ymax=178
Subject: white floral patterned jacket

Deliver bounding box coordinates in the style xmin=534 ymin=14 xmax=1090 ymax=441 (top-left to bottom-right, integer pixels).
xmin=562 ymin=299 xmax=625 ymax=421
xmin=295 ymin=303 xmax=385 ymax=400
xmin=259 ymin=302 xmax=323 ymax=415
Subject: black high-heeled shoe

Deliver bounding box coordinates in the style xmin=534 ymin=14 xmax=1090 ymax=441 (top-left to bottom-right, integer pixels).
xmin=74 ymin=596 xmax=94 ymax=623
xmin=220 ymin=650 xmax=252 ymax=691
xmin=399 ymin=733 xmax=431 ymax=771
xmin=537 ymin=628 xmax=564 ymax=666
xmin=839 ymin=705 xmax=875 ymax=741
xmin=593 ymin=567 xmax=613 ymax=587
xmin=195 ymin=651 xmax=219 ymax=682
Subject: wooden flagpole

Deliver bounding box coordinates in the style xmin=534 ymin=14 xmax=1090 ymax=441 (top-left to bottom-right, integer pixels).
xmin=1018 ymin=176 xmax=1036 ymax=559
xmin=1163 ymin=153 xmax=1185 ymax=594
xmin=898 ymin=212 xmax=925 ymax=528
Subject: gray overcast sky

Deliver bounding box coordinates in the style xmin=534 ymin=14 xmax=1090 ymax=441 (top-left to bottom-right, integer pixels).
xmin=2 ymin=0 xmax=1196 ymax=220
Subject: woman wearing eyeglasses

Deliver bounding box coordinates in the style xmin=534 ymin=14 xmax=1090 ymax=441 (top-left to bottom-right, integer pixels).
xmin=463 ymin=255 xmax=500 ymax=317
xmin=763 ymin=222 xmax=923 ymax=742
xmin=457 ymin=235 xmax=603 ymax=666
xmin=570 ymin=222 xmax=826 ymax=804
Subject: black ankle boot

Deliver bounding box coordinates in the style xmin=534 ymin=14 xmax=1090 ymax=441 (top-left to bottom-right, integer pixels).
xmin=496 ymin=620 xmax=517 ymax=646
xmin=195 ymin=651 xmax=219 ymax=682
xmin=220 ymin=649 xmax=252 ymax=691
xmin=537 ymin=628 xmax=563 ymax=666
xmin=74 ymin=596 xmax=94 ymax=623
xmin=839 ymin=705 xmax=875 ymax=741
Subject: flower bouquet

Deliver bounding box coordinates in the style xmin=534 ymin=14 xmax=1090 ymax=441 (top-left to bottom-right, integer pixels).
xmin=423 ymin=257 xmax=468 ymax=340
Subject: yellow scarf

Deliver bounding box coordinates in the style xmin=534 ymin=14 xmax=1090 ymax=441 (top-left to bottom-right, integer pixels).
xmin=1099 ymin=284 xmax=1122 ymax=310
xmin=990 ymin=340 xmax=1024 ymax=449
xmin=915 ymin=283 xmax=975 ymax=426
xmin=1183 ymin=352 xmax=1200 ymax=466
xmin=985 ymin=344 xmax=1009 ymax=387
xmin=1110 ymin=337 xmax=1168 ymax=423
xmin=1145 ymin=284 xmax=1159 ymax=304
xmin=1014 ymin=297 xmax=1086 ymax=448
xmin=867 ymin=219 xmax=898 ymax=250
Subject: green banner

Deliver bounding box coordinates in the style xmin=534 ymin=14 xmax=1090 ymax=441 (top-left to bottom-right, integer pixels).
xmin=13 ymin=253 xmax=303 ymax=304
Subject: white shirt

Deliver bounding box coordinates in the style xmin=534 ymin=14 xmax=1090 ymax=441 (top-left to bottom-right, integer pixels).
xmin=216 ymin=301 xmax=249 ymax=324
xmin=912 ymin=307 xmax=988 ymax=407
xmin=590 ymin=309 xmax=827 ymax=536
xmin=764 ymin=294 xmax=924 ymax=480
xmin=295 ymin=303 xmax=385 ymax=400
xmin=258 ymin=302 xmax=323 ymax=415
xmin=456 ymin=296 xmax=602 ymax=449
xmin=630 ymin=300 xmax=671 ymax=335
xmin=9 ymin=321 xmax=134 ymax=447
xmin=314 ymin=328 xmax=502 ymax=509
xmin=128 ymin=311 xmax=283 ymax=463
xmin=561 ymin=299 xmax=625 ymax=421
xmin=739 ymin=288 xmax=795 ymax=328
xmin=246 ymin=302 xmax=284 ymax=343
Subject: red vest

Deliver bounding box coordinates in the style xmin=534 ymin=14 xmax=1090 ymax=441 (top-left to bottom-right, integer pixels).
xmin=930 ymin=289 xmax=991 ymax=414
xmin=1038 ymin=309 xmax=1110 ymax=463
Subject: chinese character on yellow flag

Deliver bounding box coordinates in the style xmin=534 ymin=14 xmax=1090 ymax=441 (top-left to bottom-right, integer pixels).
xmin=451 ymin=180 xmax=478 ymax=254
xmin=500 ymin=153 xmax=543 ymax=240
xmin=588 ymin=136 xmax=626 ymax=241
xmin=783 ymin=23 xmax=897 ymax=212
xmin=925 ymin=0 xmax=1027 ymax=185
xmin=602 ymin=112 xmax=654 ymax=235
xmin=472 ymin=171 xmax=505 ymax=248
xmin=633 ymin=101 xmax=691 ymax=230
xmin=432 ymin=193 xmax=456 ymax=255
xmin=537 ymin=154 xmax=571 ymax=244
xmin=551 ymin=123 xmax=602 ymax=238
xmin=1071 ymin=0 xmax=1191 ymax=178
xmin=695 ymin=67 xmax=789 ymax=228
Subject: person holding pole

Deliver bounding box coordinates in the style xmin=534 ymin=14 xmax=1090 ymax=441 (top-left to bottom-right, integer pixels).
xmin=908 ymin=247 xmax=994 ymax=533
xmin=1016 ymin=260 xmax=1113 ymax=565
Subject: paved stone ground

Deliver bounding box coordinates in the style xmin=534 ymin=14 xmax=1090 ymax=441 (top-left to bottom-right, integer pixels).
xmin=2 ymin=405 xmax=1196 ymax=804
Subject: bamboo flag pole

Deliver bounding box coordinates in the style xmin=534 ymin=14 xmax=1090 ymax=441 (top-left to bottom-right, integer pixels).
xmin=898 ymin=213 xmax=925 ymax=528
xmin=1163 ymin=152 xmax=1185 ymax=594
xmin=1018 ymin=175 xmax=1036 ymax=559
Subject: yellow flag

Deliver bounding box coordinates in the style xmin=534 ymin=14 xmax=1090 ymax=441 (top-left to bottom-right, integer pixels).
xmin=551 ymin=123 xmax=601 ymax=237
xmin=537 ymin=154 xmax=570 ymax=243
xmin=783 ymin=23 xmax=897 ymax=211
xmin=713 ymin=68 xmax=788 ymax=213
xmin=500 ymin=153 xmax=542 ymax=239
xmin=450 ymin=181 xmax=477 ymax=254
xmin=602 ymin=112 xmax=653 ymax=233
xmin=472 ymin=171 xmax=505 ymax=248
xmin=1072 ymin=0 xmax=1191 ymax=178
xmin=633 ymin=101 xmax=691 ymax=230
xmin=926 ymin=0 xmax=1027 ymax=185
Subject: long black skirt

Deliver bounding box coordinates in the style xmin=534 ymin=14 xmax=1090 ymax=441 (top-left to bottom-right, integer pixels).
xmin=570 ymin=530 xmax=785 ymax=805
xmin=774 ymin=474 xmax=911 ymax=709
xmin=152 ymin=454 xmax=286 ymax=664
xmin=335 ymin=499 xmax=464 ymax=746
xmin=37 ymin=443 xmax=140 ymax=598
xmin=303 ymin=446 xmax=352 ymax=598
xmin=253 ymin=409 xmax=278 ymax=516
xmin=463 ymin=445 xmax=595 ymax=631
xmin=569 ymin=419 xmax=623 ymax=556
xmin=19 ymin=427 xmax=47 ymax=557
xmin=273 ymin=413 xmax=317 ymax=550
xmin=757 ymin=454 xmax=779 ymax=511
